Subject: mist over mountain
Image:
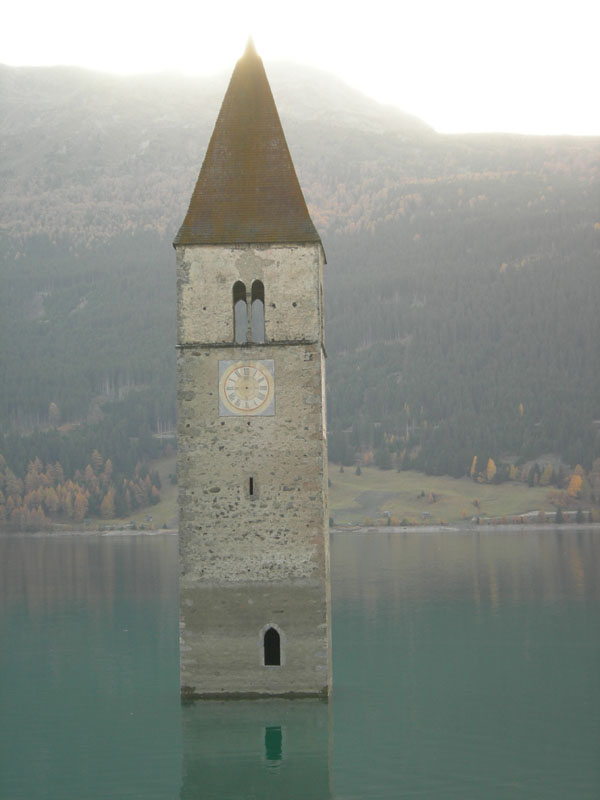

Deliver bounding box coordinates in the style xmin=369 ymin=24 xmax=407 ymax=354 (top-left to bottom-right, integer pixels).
xmin=1 ymin=63 xmax=599 ymax=475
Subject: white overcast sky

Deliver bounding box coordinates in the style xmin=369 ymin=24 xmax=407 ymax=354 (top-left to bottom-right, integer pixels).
xmin=2 ymin=0 xmax=599 ymax=135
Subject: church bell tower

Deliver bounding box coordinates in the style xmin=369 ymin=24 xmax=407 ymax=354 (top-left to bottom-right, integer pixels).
xmin=174 ymin=41 xmax=331 ymax=697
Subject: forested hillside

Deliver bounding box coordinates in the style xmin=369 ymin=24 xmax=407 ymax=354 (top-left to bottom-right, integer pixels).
xmin=1 ymin=63 xmax=599 ymax=480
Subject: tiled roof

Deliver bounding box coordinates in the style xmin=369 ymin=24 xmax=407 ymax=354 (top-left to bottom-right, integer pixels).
xmin=174 ymin=40 xmax=320 ymax=246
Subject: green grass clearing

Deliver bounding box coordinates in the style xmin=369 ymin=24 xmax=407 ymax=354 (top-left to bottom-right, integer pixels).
xmin=103 ymin=459 xmax=556 ymax=530
xmin=329 ymin=466 xmax=552 ymax=525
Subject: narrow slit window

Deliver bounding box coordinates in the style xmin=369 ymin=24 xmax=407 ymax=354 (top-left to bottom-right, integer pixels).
xmin=249 ymin=477 xmax=254 ymax=497
xmin=251 ymin=280 xmax=265 ymax=343
xmin=264 ymin=627 xmax=281 ymax=666
xmin=233 ymin=281 xmax=247 ymax=343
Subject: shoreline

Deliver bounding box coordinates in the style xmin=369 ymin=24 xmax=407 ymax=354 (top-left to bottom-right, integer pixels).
xmin=0 ymin=527 xmax=178 ymax=538
xmin=2 ymin=523 xmax=600 ymax=538
xmin=332 ymin=522 xmax=600 ymax=534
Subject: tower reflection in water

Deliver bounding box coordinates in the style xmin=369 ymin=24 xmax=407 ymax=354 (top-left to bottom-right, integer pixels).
xmin=179 ymin=698 xmax=331 ymax=799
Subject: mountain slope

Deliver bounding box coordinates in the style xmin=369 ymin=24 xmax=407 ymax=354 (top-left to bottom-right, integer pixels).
xmin=1 ymin=64 xmax=599 ymax=474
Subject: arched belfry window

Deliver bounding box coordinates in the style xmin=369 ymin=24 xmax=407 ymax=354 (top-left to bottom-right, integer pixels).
xmin=263 ymin=626 xmax=281 ymax=666
xmin=233 ymin=281 xmax=248 ymax=344
xmin=251 ymin=280 xmax=265 ymax=343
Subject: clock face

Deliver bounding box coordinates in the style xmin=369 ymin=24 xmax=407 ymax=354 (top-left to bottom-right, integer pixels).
xmin=218 ymin=360 xmax=275 ymax=416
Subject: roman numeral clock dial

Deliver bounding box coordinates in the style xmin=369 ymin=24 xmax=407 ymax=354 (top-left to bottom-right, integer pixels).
xmin=218 ymin=360 xmax=275 ymax=416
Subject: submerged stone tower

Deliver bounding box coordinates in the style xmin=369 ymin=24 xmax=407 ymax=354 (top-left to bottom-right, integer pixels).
xmin=174 ymin=41 xmax=331 ymax=697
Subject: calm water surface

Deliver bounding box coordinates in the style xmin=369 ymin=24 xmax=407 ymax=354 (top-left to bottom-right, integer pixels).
xmin=0 ymin=528 xmax=598 ymax=798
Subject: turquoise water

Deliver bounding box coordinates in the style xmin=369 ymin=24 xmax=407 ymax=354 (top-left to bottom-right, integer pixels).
xmin=0 ymin=529 xmax=598 ymax=798
xmin=331 ymin=529 xmax=600 ymax=799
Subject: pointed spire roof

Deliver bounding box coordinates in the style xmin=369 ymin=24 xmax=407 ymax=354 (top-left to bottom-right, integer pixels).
xmin=174 ymin=41 xmax=320 ymax=246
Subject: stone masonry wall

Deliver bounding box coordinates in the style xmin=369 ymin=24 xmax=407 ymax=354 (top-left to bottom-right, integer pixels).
xmin=176 ymin=242 xmax=330 ymax=695
xmin=178 ymin=342 xmax=327 ymax=582
xmin=177 ymin=244 xmax=322 ymax=345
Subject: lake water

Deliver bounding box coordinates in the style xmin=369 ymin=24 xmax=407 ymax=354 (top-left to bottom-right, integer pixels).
xmin=1 ymin=528 xmax=598 ymax=799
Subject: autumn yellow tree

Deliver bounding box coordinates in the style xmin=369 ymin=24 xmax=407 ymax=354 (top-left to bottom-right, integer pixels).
xmin=100 ymin=487 xmax=115 ymax=519
xmin=73 ymin=491 xmax=89 ymax=522
xmin=4 ymin=469 xmax=23 ymax=502
xmin=25 ymin=488 xmax=43 ymax=510
xmin=568 ymin=474 xmax=582 ymax=498
xmin=25 ymin=458 xmax=44 ymax=492
xmin=84 ymin=465 xmax=100 ymax=496
xmin=469 ymin=456 xmax=477 ymax=478
xmin=100 ymin=459 xmax=113 ymax=489
xmin=486 ymin=458 xmax=497 ymax=482
xmin=44 ymin=486 xmax=59 ymax=515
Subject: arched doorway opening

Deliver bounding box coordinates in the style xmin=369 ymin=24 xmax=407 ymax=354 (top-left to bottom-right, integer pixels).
xmin=263 ymin=626 xmax=281 ymax=666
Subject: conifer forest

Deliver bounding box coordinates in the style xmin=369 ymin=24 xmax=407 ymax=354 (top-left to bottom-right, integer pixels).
xmin=1 ymin=64 xmax=599 ymax=525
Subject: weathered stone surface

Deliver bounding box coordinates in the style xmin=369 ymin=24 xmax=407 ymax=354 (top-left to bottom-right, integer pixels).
xmin=179 ymin=582 xmax=329 ymax=696
xmin=176 ymin=242 xmax=331 ymax=697
xmin=177 ymin=244 xmax=323 ymax=346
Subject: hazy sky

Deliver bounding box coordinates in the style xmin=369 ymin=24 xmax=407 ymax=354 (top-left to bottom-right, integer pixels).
xmin=3 ymin=0 xmax=599 ymax=135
